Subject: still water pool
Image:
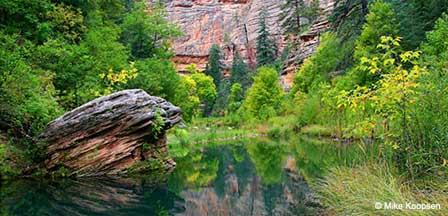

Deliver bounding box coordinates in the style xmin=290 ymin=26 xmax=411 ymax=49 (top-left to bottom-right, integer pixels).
xmin=0 ymin=137 xmax=359 ymax=216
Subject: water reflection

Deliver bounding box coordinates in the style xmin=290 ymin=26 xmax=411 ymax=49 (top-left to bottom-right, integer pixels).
xmin=172 ymin=141 xmax=322 ymax=215
xmin=1 ymin=137 xmax=333 ymax=216
xmin=0 ymin=177 xmax=184 ymax=216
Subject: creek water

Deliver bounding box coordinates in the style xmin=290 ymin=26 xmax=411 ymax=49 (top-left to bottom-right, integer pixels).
xmin=0 ymin=137 xmax=360 ymax=216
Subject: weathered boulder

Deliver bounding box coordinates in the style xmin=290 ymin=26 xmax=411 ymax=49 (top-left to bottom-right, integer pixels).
xmin=40 ymin=89 xmax=181 ymax=177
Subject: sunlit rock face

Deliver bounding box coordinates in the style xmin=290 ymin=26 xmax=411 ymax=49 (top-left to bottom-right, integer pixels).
xmin=40 ymin=89 xmax=181 ymax=177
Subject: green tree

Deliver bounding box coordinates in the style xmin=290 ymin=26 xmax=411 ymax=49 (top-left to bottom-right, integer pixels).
xmin=256 ymin=10 xmax=278 ymax=67
xmin=242 ymin=67 xmax=284 ymax=120
xmin=350 ymin=0 xmax=400 ymax=86
xmin=212 ymin=79 xmax=231 ymax=116
xmin=179 ymin=64 xmax=217 ymax=119
xmin=0 ymin=33 xmax=62 ymax=162
xmin=45 ymin=4 xmax=87 ymax=44
xmin=58 ymin=0 xmax=126 ymax=23
xmin=230 ymin=50 xmax=250 ymax=88
xmin=228 ymin=83 xmax=245 ymax=113
xmin=175 ymin=75 xmax=200 ymax=123
xmin=127 ymin=58 xmax=180 ymax=103
xmin=121 ymin=2 xmax=181 ymax=60
xmin=280 ymin=0 xmax=320 ymax=37
xmin=205 ymin=44 xmax=223 ymax=87
xmin=393 ymin=0 xmax=448 ymax=50
xmin=354 ymin=0 xmax=399 ymax=61
xmin=191 ymin=72 xmax=217 ymax=111
xmin=204 ymin=44 xmax=224 ymax=115
xmin=291 ymin=32 xmax=347 ymax=94
xmin=0 ymin=0 xmax=54 ymax=43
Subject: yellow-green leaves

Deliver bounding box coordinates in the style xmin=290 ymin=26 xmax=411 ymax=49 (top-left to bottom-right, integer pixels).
xmin=335 ymin=36 xmax=428 ymax=144
xmin=94 ymin=62 xmax=138 ymax=96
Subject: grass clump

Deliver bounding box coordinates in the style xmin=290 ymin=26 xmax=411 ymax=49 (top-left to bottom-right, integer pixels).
xmin=315 ymin=164 xmax=447 ymax=216
xmin=300 ymin=125 xmax=333 ymax=137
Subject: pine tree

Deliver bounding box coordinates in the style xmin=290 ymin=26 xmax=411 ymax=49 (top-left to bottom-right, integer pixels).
xmin=394 ymin=0 xmax=448 ymax=50
xmin=280 ymin=0 xmax=304 ymax=37
xmin=230 ymin=50 xmax=250 ymax=88
xmin=280 ymin=0 xmax=321 ymax=38
xmin=212 ymin=78 xmax=231 ymax=116
xmin=330 ymin=0 xmax=370 ymax=42
xmin=205 ymin=44 xmax=223 ymax=87
xmin=256 ymin=10 xmax=278 ymax=67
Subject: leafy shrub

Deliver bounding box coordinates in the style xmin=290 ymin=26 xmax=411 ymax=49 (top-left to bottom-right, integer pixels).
xmin=0 ymin=143 xmax=18 ymax=180
xmin=291 ymin=32 xmax=348 ymax=94
xmin=242 ymin=66 xmax=284 ymax=120
xmin=0 ymin=34 xmax=62 ymax=137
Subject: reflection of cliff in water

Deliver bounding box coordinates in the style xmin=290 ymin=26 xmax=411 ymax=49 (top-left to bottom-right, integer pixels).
xmin=174 ymin=144 xmax=322 ymax=216
xmin=0 ymin=177 xmax=185 ymax=216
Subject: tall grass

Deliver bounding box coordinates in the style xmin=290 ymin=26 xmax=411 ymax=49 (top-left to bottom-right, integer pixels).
xmin=315 ymin=164 xmax=447 ymax=215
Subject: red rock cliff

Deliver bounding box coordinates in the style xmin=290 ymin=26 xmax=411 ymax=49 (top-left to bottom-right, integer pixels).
xmin=153 ymin=0 xmax=334 ymax=89
xmin=156 ymin=0 xmax=286 ymax=72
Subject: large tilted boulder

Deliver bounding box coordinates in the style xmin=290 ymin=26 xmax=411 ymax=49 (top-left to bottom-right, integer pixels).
xmin=40 ymin=89 xmax=181 ymax=177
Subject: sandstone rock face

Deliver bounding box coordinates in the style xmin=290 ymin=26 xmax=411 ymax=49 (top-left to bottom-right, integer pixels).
xmin=153 ymin=0 xmax=335 ymax=89
xmin=281 ymin=0 xmax=335 ymax=90
xmin=40 ymin=89 xmax=181 ymax=177
xmin=155 ymin=0 xmax=286 ymax=71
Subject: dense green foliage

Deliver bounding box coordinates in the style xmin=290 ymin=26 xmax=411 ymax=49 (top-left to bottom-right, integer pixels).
xmin=291 ymin=32 xmax=348 ymax=93
xmin=228 ymin=83 xmax=245 ymax=113
xmin=0 ymin=0 xmax=191 ymax=175
xmin=242 ymin=67 xmax=284 ymax=120
xmin=176 ymin=64 xmax=217 ymax=122
xmin=394 ymin=0 xmax=448 ymax=50
xmin=289 ymin=0 xmax=448 ymax=178
xmin=1 ymin=3 xmax=447 ymax=214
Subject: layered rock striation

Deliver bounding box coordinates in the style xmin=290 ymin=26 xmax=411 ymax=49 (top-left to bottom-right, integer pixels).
xmin=281 ymin=0 xmax=335 ymax=90
xmin=40 ymin=89 xmax=181 ymax=177
xmin=155 ymin=0 xmax=335 ymax=89
xmin=156 ymin=0 xmax=286 ymax=72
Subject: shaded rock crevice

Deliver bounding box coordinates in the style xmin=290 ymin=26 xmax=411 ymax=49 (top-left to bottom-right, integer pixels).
xmin=40 ymin=89 xmax=181 ymax=177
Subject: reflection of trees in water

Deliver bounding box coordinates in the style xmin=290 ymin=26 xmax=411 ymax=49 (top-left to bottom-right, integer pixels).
xmin=174 ymin=139 xmax=323 ymax=216
xmin=168 ymin=147 xmax=220 ymax=194
xmin=0 ymin=139 xmax=325 ymax=216
xmin=290 ymin=136 xmax=366 ymax=182
xmin=246 ymin=139 xmax=287 ymax=185
xmin=0 ymin=177 xmax=184 ymax=216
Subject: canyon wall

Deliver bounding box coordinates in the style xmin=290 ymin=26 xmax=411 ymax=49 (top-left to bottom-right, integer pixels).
xmin=157 ymin=0 xmax=285 ymax=72
xmin=154 ymin=0 xmax=334 ymax=89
